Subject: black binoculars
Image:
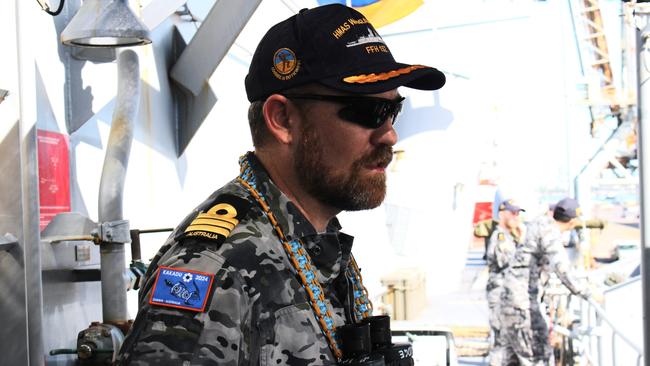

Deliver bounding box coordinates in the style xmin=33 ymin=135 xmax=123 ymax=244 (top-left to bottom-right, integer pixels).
xmin=338 ymin=315 xmax=413 ymax=366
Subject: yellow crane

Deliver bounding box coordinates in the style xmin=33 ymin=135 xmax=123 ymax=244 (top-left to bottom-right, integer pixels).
xmin=571 ymin=0 xmax=626 ymax=135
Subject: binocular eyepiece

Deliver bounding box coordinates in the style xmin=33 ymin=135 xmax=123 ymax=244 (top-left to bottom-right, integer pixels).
xmin=338 ymin=315 xmax=413 ymax=366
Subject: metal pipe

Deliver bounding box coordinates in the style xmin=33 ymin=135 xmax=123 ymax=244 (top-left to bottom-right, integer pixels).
xmin=612 ymin=332 xmax=616 ymax=366
xmin=129 ymin=227 xmax=174 ymax=261
xmin=98 ymin=49 xmax=139 ymax=323
xmin=597 ymin=301 xmax=603 ymax=366
xmin=15 ymin=1 xmax=45 ymax=361
xmin=129 ymin=229 xmax=141 ymax=261
xmin=636 ymin=9 xmax=650 ymax=366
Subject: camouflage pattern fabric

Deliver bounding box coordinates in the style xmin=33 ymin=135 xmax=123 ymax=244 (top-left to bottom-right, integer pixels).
xmin=486 ymin=226 xmax=521 ymax=366
xmin=488 ymin=304 xmax=548 ymax=366
xmin=116 ymin=152 xmax=358 ymax=365
xmin=488 ymin=215 xmax=584 ymax=366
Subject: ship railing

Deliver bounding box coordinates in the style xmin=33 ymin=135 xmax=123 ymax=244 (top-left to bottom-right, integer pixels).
xmin=546 ymin=275 xmax=642 ymax=366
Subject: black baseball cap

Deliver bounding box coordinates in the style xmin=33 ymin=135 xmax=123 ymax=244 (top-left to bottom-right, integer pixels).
xmin=498 ymin=199 xmax=524 ymax=213
xmin=245 ymin=4 xmax=446 ymax=102
xmin=553 ymin=198 xmax=581 ymax=220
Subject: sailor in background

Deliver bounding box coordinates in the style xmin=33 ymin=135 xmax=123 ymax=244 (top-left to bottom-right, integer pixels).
xmin=485 ymin=199 xmax=526 ymax=366
xmin=489 ymin=198 xmax=590 ymax=366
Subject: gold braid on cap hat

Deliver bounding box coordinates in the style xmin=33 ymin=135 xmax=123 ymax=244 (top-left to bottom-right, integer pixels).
xmin=343 ymin=65 xmax=428 ymax=84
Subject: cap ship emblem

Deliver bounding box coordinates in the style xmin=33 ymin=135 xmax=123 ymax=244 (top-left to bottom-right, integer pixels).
xmin=346 ymin=27 xmax=386 ymax=48
xmin=272 ymin=48 xmax=300 ymax=80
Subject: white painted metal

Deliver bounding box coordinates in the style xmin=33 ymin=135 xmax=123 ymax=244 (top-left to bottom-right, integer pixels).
xmin=635 ymin=4 xmax=650 ymax=365
xmin=98 ymin=50 xmax=141 ymax=324
xmin=170 ymin=0 xmax=262 ymax=96
xmin=141 ymin=0 xmax=187 ymax=31
xmin=61 ymin=0 xmax=151 ymax=47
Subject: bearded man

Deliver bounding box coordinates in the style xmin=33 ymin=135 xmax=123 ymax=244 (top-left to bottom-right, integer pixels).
xmin=117 ymin=3 xmax=445 ymax=365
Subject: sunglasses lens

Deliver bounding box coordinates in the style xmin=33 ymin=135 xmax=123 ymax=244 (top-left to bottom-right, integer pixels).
xmin=338 ymin=100 xmax=402 ymax=128
xmin=284 ymin=94 xmax=404 ymax=129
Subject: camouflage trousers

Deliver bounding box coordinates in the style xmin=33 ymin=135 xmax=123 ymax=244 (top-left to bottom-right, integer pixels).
xmin=488 ymin=303 xmax=551 ymax=366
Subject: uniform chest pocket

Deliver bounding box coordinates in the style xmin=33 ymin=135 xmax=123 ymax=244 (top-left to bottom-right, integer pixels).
xmin=259 ymin=303 xmax=336 ymax=366
xmin=513 ymin=246 xmax=534 ymax=266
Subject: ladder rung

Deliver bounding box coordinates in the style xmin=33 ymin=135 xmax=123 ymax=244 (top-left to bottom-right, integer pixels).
xmin=582 ymin=32 xmax=606 ymax=40
xmin=590 ymin=59 xmax=610 ymax=66
xmin=580 ymin=6 xmax=600 ymax=13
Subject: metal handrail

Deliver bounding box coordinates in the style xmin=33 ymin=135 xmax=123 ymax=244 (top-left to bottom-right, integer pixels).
xmin=585 ymin=297 xmax=642 ymax=354
xmin=584 ymin=297 xmax=643 ymax=365
xmin=548 ymin=275 xmax=643 ymax=365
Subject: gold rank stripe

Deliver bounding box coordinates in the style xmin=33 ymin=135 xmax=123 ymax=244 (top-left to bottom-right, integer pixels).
xmin=185 ymin=209 xmax=240 ymax=237
xmin=196 ymin=212 xmax=238 ymax=226
xmin=191 ymin=217 xmax=236 ymax=230
xmin=343 ymin=65 xmax=429 ymax=84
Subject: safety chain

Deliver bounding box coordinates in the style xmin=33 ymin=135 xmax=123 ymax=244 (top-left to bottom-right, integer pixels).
xmin=238 ymin=155 xmax=343 ymax=359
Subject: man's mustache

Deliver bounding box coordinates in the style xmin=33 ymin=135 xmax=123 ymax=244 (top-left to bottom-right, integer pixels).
xmin=359 ymin=146 xmax=393 ymax=168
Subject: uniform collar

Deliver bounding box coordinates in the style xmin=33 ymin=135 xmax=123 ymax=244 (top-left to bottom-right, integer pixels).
xmin=244 ymin=152 xmax=354 ymax=283
xmin=301 ymin=230 xmax=354 ymax=284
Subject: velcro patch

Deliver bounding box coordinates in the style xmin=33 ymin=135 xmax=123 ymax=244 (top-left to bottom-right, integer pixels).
xmin=149 ymin=266 xmax=214 ymax=312
xmin=180 ymin=194 xmax=250 ymax=245
xmin=498 ymin=232 xmax=505 ymax=241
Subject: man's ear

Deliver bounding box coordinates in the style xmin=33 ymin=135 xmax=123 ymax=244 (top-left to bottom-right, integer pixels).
xmin=262 ymin=94 xmax=295 ymax=145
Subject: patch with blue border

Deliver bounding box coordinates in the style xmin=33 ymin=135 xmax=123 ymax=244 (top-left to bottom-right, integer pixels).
xmin=149 ymin=266 xmax=214 ymax=312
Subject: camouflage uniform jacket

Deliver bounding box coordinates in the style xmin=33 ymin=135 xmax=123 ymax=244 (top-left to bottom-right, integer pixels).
xmin=485 ymin=225 xmax=524 ymax=340
xmin=486 ymin=225 xmax=524 ymax=296
xmin=502 ymin=215 xmax=583 ymax=310
xmin=117 ymin=153 xmax=358 ymax=365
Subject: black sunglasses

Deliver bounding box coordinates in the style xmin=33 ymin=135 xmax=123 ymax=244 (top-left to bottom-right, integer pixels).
xmin=282 ymin=94 xmax=405 ymax=129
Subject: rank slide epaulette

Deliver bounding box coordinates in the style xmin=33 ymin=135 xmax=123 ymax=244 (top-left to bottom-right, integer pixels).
xmin=179 ymin=194 xmax=250 ymax=245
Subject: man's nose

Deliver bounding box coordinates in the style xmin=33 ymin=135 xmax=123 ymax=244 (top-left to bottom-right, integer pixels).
xmin=372 ymin=119 xmax=398 ymax=146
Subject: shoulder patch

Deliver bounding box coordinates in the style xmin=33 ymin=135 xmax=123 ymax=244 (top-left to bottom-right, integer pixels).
xmin=149 ymin=266 xmax=215 ymax=312
xmin=498 ymin=232 xmax=505 ymax=241
xmin=179 ymin=194 xmax=250 ymax=244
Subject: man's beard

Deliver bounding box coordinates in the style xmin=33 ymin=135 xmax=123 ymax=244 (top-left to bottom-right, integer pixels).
xmin=294 ymin=122 xmax=393 ymax=211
